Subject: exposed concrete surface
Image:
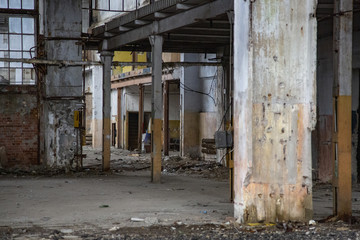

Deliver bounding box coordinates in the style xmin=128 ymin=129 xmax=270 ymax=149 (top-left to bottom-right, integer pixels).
xmin=0 ymin=173 xmax=232 ymax=229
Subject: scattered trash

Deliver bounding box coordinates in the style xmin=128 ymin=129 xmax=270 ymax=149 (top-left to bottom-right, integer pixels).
xmin=99 ymin=205 xmax=109 ymax=208
xmin=336 ymin=227 xmax=349 ymax=231
xmin=109 ymin=226 xmax=120 ymax=232
xmin=60 ymin=229 xmax=73 ymax=234
xmin=131 ymin=217 xmax=145 ymax=222
xmin=175 ymin=221 xmax=183 ymax=226
xmin=200 ymin=210 xmax=207 ymax=214
xmin=309 ymin=219 xmax=316 ymax=225
xmin=171 ymin=227 xmax=176 ymax=230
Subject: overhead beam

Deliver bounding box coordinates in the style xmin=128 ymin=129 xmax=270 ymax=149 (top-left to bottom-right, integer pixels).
xmin=119 ymin=26 xmax=132 ymax=32
xmin=134 ymin=20 xmax=150 ymax=25
xmin=176 ymin=3 xmax=193 ymax=10
xmin=1 ymin=58 xmax=221 ymax=67
xmin=154 ymin=12 xmax=169 ymax=19
xmin=106 ymin=0 xmax=233 ymax=50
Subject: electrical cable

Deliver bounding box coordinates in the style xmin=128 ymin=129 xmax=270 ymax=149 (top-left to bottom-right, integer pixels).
xmin=217 ymin=99 xmax=231 ymax=132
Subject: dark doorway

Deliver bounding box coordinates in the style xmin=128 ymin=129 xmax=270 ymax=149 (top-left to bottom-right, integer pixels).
xmin=112 ymin=123 xmax=116 ymax=147
xmin=128 ymin=112 xmax=139 ymax=150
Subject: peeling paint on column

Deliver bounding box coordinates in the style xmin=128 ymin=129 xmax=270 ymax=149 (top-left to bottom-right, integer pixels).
xmin=44 ymin=101 xmax=80 ymax=167
xmin=41 ymin=0 xmax=83 ymax=168
xmin=234 ymin=0 xmax=317 ymax=223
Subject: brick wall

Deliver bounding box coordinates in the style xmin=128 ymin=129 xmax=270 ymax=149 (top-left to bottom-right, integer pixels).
xmin=0 ymin=86 xmax=39 ymax=167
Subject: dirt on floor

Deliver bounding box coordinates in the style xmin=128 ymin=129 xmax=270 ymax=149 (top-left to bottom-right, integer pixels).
xmin=1 ymin=147 xmax=360 ymax=239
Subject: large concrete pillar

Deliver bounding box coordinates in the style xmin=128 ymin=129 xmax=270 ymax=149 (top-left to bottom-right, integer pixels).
xmin=149 ymin=35 xmax=163 ymax=183
xmin=101 ymin=50 xmax=114 ymax=171
xmin=233 ymin=0 xmax=317 ymax=223
xmin=42 ymin=0 xmax=83 ymax=168
xmin=332 ymin=0 xmax=353 ymax=221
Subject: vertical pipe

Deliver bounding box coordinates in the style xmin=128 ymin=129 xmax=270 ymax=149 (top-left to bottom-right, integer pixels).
xmin=333 ymin=0 xmax=353 ymax=222
xmin=149 ymin=35 xmax=163 ymax=183
xmin=101 ymin=50 xmax=114 ymax=171
xmin=163 ymin=80 xmax=169 ymax=156
xmin=138 ymin=84 xmax=144 ymax=152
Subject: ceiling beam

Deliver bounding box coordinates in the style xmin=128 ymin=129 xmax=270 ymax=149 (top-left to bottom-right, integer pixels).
xmin=105 ymin=0 xmax=233 ymax=51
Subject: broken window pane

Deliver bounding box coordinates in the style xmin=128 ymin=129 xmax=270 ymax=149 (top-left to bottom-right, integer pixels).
xmin=9 ymin=34 xmax=21 ymax=50
xmin=22 ymin=35 xmax=34 ymax=51
xmin=22 ymin=0 xmax=34 ymax=9
xmin=0 ymin=68 xmax=9 ymax=84
xmin=0 ymin=0 xmax=8 ymax=8
xmin=0 ymin=34 xmax=8 ymax=50
xmin=9 ymin=17 xmax=21 ymax=33
xmin=0 ymin=16 xmax=8 ymax=33
xmin=22 ymin=18 xmax=34 ymax=34
xmin=9 ymin=0 xmax=21 ymax=9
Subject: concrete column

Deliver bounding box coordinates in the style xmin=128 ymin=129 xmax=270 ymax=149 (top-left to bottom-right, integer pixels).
xmin=92 ymin=65 xmax=103 ymax=148
xmin=117 ymin=87 xmax=122 ymax=149
xmin=333 ymin=0 xmax=353 ymax=221
xmin=163 ymin=81 xmax=170 ymax=156
xmin=233 ymin=0 xmax=317 ymax=223
xmin=216 ymin=48 xmax=226 ymax=163
xmin=101 ymin=51 xmax=114 ymax=171
xmin=149 ymin=35 xmax=163 ymax=183
xmin=138 ymin=84 xmax=144 ymax=152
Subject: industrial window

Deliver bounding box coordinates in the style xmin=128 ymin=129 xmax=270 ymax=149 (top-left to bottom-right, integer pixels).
xmin=0 ymin=0 xmax=36 ymax=85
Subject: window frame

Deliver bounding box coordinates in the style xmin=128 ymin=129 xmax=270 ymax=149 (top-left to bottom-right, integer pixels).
xmin=0 ymin=0 xmax=38 ymax=85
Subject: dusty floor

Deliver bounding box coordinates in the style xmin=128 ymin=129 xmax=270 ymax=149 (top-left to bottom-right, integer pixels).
xmin=1 ymin=147 xmax=360 ymax=239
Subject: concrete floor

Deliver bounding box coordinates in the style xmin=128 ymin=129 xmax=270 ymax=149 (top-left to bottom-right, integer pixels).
xmin=0 ymin=172 xmax=232 ymax=229
xmin=1 ymin=147 xmax=360 ymax=230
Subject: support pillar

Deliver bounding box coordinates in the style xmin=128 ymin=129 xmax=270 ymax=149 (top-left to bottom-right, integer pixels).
xmin=216 ymin=48 xmax=226 ymax=163
xmin=117 ymin=88 xmax=122 ymax=149
xmin=163 ymin=81 xmax=170 ymax=156
xmin=101 ymin=50 xmax=114 ymax=171
xmin=138 ymin=84 xmax=144 ymax=152
xmin=233 ymin=0 xmax=317 ymax=223
xmin=149 ymin=35 xmax=163 ymax=183
xmin=333 ymin=0 xmax=353 ymax=221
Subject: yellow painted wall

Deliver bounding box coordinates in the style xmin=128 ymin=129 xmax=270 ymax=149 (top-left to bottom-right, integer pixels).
xmin=113 ymin=51 xmax=148 ymax=75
